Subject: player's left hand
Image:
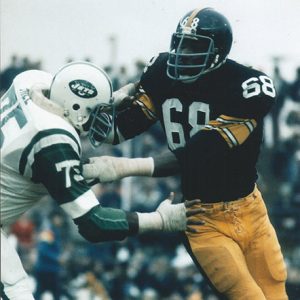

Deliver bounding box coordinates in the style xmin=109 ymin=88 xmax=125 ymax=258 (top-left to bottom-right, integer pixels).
xmin=82 ymin=156 xmax=125 ymax=182
xmin=184 ymin=199 xmax=206 ymax=232
xmin=82 ymin=156 xmax=153 ymax=182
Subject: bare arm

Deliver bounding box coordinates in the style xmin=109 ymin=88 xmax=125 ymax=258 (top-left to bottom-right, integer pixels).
xmin=152 ymin=151 xmax=180 ymax=177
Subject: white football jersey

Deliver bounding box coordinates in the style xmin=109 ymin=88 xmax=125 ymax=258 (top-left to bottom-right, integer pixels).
xmin=1 ymin=70 xmax=98 ymax=226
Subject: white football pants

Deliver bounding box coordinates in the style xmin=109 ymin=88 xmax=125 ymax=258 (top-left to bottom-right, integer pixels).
xmin=1 ymin=230 xmax=34 ymax=300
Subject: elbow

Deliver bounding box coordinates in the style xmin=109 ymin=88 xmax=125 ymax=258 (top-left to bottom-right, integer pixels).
xmin=77 ymin=223 xmax=126 ymax=243
xmin=78 ymin=228 xmax=103 ymax=243
xmin=74 ymin=205 xmax=132 ymax=243
xmin=76 ymin=217 xmax=128 ymax=243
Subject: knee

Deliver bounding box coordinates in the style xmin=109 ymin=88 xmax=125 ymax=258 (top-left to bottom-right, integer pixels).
xmin=194 ymin=247 xmax=265 ymax=299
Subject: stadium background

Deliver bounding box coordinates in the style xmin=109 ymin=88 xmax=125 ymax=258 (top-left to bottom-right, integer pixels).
xmin=1 ymin=0 xmax=300 ymax=299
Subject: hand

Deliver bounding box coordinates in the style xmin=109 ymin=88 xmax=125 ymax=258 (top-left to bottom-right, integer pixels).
xmin=115 ymin=95 xmax=136 ymax=111
xmin=156 ymin=192 xmax=205 ymax=233
xmin=112 ymin=83 xmax=137 ymax=108
xmin=82 ymin=156 xmax=124 ymax=182
xmin=82 ymin=156 xmax=153 ymax=182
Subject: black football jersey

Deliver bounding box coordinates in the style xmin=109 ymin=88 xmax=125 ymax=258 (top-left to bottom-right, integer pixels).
xmin=115 ymin=52 xmax=276 ymax=202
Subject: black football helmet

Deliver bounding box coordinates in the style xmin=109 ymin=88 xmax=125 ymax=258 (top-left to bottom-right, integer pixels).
xmin=167 ymin=7 xmax=233 ymax=82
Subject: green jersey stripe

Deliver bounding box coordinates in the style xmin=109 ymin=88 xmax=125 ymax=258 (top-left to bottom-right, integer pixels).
xmin=19 ymin=129 xmax=81 ymax=175
xmin=31 ymin=143 xmax=89 ymax=205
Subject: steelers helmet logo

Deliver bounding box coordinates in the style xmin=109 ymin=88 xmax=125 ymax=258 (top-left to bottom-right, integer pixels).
xmin=69 ymin=80 xmax=98 ymax=98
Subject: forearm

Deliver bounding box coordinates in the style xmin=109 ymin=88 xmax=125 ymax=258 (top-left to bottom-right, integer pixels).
xmin=107 ymin=86 xmax=157 ymax=145
xmin=74 ymin=205 xmax=139 ymax=242
xmin=112 ymin=82 xmax=138 ymax=106
xmin=152 ymin=151 xmax=180 ymax=177
xmin=115 ymin=157 xmax=155 ymax=177
xmin=73 ymin=203 xmax=178 ymax=243
xmin=83 ymin=152 xmax=180 ymax=183
xmin=114 ymin=151 xmax=180 ymax=178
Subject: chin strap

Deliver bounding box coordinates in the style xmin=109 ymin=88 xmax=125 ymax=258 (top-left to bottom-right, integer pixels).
xmin=29 ymin=84 xmax=69 ymax=122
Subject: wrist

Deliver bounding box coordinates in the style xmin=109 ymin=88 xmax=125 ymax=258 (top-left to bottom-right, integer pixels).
xmin=137 ymin=212 xmax=163 ymax=233
xmin=121 ymin=83 xmax=136 ymax=96
xmin=113 ymin=83 xmax=136 ymax=105
xmin=120 ymin=157 xmax=154 ymax=177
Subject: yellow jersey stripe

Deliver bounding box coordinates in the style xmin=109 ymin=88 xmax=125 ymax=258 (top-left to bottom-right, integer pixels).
xmin=135 ymin=94 xmax=157 ymax=120
xmin=203 ymin=116 xmax=257 ymax=148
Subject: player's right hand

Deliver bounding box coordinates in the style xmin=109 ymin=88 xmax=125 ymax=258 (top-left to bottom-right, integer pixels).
xmin=156 ymin=192 xmax=205 ymax=233
xmin=112 ymin=83 xmax=137 ymax=109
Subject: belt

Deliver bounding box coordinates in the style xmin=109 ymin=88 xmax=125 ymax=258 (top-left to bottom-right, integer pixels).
xmin=197 ymin=186 xmax=259 ymax=211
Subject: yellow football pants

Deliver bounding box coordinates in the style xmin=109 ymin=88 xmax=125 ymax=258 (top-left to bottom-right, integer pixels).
xmin=186 ymin=186 xmax=288 ymax=300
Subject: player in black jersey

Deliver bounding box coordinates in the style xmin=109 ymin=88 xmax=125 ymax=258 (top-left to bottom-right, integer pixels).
xmin=84 ymin=7 xmax=288 ymax=299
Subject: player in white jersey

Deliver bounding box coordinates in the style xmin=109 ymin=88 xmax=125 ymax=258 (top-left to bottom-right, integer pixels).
xmin=0 ymin=61 xmax=204 ymax=300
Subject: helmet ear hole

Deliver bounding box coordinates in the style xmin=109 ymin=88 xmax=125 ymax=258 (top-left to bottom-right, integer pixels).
xmin=49 ymin=61 xmax=113 ymax=140
xmin=73 ymin=104 xmax=80 ymax=111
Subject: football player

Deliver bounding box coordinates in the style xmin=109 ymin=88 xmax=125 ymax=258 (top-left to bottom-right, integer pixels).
xmin=83 ymin=8 xmax=288 ymax=299
xmin=0 ymin=61 xmax=204 ymax=300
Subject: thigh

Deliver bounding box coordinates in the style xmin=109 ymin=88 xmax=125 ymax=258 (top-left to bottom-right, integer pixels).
xmin=1 ymin=229 xmax=34 ymax=299
xmin=246 ymin=211 xmax=288 ymax=300
xmin=184 ymin=230 xmax=266 ymax=300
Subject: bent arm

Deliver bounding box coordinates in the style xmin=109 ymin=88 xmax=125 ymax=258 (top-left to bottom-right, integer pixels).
xmin=73 ymin=204 xmax=139 ymax=242
xmin=73 ymin=193 xmax=196 ymax=243
xmin=106 ymin=86 xmax=158 ymax=145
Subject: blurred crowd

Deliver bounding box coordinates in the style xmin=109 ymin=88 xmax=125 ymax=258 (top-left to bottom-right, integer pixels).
xmin=1 ymin=55 xmax=300 ymax=299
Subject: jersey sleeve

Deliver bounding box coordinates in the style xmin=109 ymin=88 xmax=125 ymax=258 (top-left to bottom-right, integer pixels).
xmin=226 ymin=73 xmax=276 ymax=120
xmin=19 ymin=128 xmax=99 ymax=218
xmin=108 ymin=55 xmax=170 ymax=144
xmin=139 ymin=53 xmax=170 ymax=100
xmin=113 ymin=93 xmax=157 ymax=142
xmin=207 ymin=72 xmax=276 ymax=148
xmin=18 ymin=129 xmax=140 ymax=242
xmin=203 ymin=115 xmax=257 ymax=148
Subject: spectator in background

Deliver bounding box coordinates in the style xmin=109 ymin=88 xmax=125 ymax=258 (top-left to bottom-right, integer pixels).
xmin=34 ymin=210 xmax=64 ymax=300
xmin=271 ymin=65 xmax=288 ymax=144
xmin=114 ymin=65 xmax=131 ymax=90
xmin=0 ymin=55 xmax=20 ymax=95
xmin=0 ymin=55 xmax=43 ymax=96
xmin=10 ymin=214 xmax=35 ymax=249
xmin=102 ymin=65 xmax=118 ymax=90
xmin=272 ymin=133 xmax=300 ymax=206
xmin=129 ymin=59 xmax=146 ymax=83
xmin=289 ymin=67 xmax=300 ymax=103
xmin=99 ymin=183 xmax=122 ymax=209
xmin=83 ymin=56 xmax=92 ymax=63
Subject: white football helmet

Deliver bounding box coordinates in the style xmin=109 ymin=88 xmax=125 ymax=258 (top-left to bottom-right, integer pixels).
xmin=49 ymin=61 xmax=114 ymax=146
